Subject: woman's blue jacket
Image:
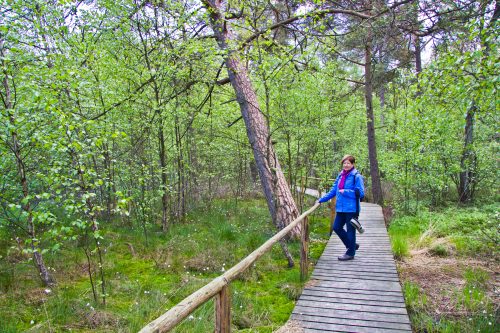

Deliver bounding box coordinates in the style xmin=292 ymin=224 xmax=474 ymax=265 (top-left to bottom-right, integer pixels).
xmin=318 ymin=169 xmax=365 ymax=213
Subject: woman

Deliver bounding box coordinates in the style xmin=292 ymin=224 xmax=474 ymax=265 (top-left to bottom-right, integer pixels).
xmin=317 ymin=155 xmax=365 ymax=261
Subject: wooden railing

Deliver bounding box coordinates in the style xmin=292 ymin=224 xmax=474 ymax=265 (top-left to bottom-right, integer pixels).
xmin=139 ymin=202 xmax=321 ymax=333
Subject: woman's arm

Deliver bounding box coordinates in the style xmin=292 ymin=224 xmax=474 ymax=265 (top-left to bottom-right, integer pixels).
xmin=318 ymin=176 xmax=339 ymax=203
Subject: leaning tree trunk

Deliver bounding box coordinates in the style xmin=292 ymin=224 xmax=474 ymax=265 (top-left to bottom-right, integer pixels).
xmin=201 ymin=0 xmax=300 ymax=244
xmin=364 ymin=3 xmax=384 ymax=205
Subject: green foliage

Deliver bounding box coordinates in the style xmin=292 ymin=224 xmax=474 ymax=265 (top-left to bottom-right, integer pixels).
xmin=389 ymin=203 xmax=499 ymax=256
xmin=1 ymin=1 xmax=498 ymax=332
xmin=429 ymin=243 xmax=448 ymax=257
xmin=391 ymin=236 xmax=410 ymax=259
xmin=403 ymin=281 xmax=427 ymax=312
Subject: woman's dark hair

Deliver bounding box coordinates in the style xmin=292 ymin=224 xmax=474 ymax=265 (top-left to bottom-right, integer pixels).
xmin=341 ymin=155 xmax=355 ymax=164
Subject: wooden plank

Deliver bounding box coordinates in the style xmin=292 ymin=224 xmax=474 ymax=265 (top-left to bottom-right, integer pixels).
xmin=295 ymin=299 xmax=409 ymax=314
xmin=301 ymin=289 xmax=406 ymax=303
xmin=312 ymin=271 xmax=400 ymax=280
xmin=215 ymin=285 xmax=230 ymax=333
xmin=292 ymin=305 xmax=411 ymax=324
xmin=313 ymin=264 xmax=398 ymax=274
xmin=293 ymin=313 xmax=413 ymax=331
xmin=312 ymin=267 xmax=399 ymax=277
xmin=298 ymin=320 xmax=412 ymax=333
xmin=307 ymin=285 xmax=405 ymax=297
xmin=312 ymin=268 xmax=399 ymax=278
xmin=314 ymin=261 xmax=398 ymax=270
xmin=298 ymin=294 xmax=406 ymax=307
xmin=311 ymin=267 xmax=399 ymax=276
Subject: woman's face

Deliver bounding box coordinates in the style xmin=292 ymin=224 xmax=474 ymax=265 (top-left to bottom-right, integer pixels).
xmin=342 ymin=159 xmax=354 ymax=171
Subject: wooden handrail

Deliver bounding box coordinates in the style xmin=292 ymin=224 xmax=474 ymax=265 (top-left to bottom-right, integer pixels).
xmin=139 ymin=202 xmax=321 ymax=333
xmin=298 ymin=175 xmax=335 ymax=182
xmin=283 ymin=172 xmax=335 ymax=183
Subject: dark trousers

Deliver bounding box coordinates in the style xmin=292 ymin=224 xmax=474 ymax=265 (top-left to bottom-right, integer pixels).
xmin=331 ymin=212 xmax=357 ymax=256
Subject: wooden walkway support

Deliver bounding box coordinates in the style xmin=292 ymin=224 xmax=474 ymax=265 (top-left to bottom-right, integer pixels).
xmin=291 ymin=202 xmax=412 ymax=332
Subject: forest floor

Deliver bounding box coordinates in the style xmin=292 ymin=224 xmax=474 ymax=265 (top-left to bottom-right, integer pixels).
xmin=0 ymin=198 xmax=331 ymax=332
xmin=387 ymin=204 xmax=499 ymax=332
xmin=1 ymin=198 xmax=498 ymax=332
xmin=399 ymin=253 xmax=499 ymax=317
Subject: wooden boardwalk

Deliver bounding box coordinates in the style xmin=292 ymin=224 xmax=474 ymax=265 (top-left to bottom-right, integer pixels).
xmin=291 ymin=202 xmax=412 ymax=332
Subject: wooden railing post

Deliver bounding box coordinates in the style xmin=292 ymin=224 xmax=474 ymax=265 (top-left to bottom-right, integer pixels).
xmin=328 ymin=200 xmax=335 ymax=235
xmin=300 ymin=216 xmax=309 ymax=281
xmin=215 ymin=285 xmax=230 ymax=333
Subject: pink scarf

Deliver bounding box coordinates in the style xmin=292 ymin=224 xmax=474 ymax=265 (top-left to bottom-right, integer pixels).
xmin=338 ymin=168 xmax=353 ymax=190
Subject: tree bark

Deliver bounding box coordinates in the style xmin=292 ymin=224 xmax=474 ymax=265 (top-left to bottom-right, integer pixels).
xmin=458 ymin=102 xmax=476 ymax=203
xmin=202 ymin=0 xmax=300 ymax=238
xmin=159 ymin=116 xmax=170 ymax=230
xmin=364 ymin=1 xmax=384 ymax=205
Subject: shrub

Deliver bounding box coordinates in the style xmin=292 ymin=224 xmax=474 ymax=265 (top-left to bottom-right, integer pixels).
xmin=391 ymin=236 xmax=409 ymax=259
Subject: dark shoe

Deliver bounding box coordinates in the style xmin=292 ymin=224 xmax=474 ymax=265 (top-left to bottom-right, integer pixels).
xmin=338 ymin=254 xmax=354 ymax=261
xmin=355 ymin=243 xmax=359 ymax=250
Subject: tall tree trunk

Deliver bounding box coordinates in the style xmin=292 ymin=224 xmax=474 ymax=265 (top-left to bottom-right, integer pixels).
xmin=174 ymin=117 xmax=186 ymax=221
xmin=414 ymin=34 xmax=422 ymax=75
xmin=158 ymin=116 xmax=170 ymax=230
xmin=102 ymin=143 xmax=114 ymax=220
xmin=458 ymin=102 xmax=476 ymax=203
xmin=202 ymin=0 xmax=300 ymax=240
xmin=413 ymin=0 xmax=423 ymax=97
xmin=364 ymin=2 xmax=384 ymax=205
xmin=1 ymin=41 xmax=55 ymax=287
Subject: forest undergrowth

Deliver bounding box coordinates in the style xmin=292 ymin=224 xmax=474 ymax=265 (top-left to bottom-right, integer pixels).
xmin=1 ymin=197 xmax=498 ymax=332
xmin=0 ymin=198 xmax=330 ymax=332
xmin=388 ymin=202 xmax=499 ymax=332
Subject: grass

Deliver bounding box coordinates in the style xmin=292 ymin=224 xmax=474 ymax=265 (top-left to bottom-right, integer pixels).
xmin=0 ymin=198 xmax=329 ymax=332
xmin=389 ymin=203 xmax=499 ymax=333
